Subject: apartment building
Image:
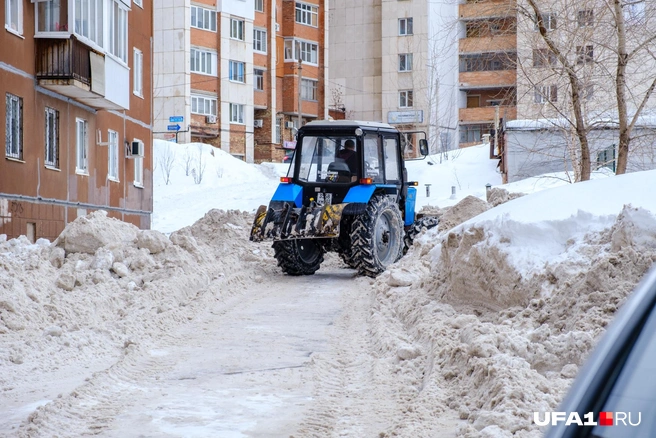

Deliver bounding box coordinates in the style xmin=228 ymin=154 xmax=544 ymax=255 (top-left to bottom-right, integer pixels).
xmin=330 ymin=0 xmax=459 ymax=155
xmin=1 ymin=0 xmax=153 ymax=241
xmin=458 ymin=0 xmax=517 ymax=147
xmin=153 ymin=0 xmax=328 ymax=163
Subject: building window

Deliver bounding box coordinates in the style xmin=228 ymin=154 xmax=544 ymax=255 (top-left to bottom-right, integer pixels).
xmin=108 ymin=0 xmax=128 ymax=62
xmin=133 ymin=0 xmax=142 ymax=7
xmin=576 ymin=45 xmax=594 ymax=64
xmin=133 ymin=139 xmax=143 ymax=187
xmin=532 ymin=48 xmax=557 ymax=67
xmin=399 ymin=18 xmax=413 ymax=35
xmin=399 ymin=53 xmax=413 ymax=72
xmin=36 ymin=0 xmax=68 ymax=33
xmin=133 ymin=48 xmax=143 ymax=97
xmin=578 ymin=10 xmax=594 ymax=27
xmin=534 ymin=85 xmax=558 ymax=103
xmin=275 ymin=117 xmax=282 ymax=143
xmin=191 ymin=94 xmax=217 ymax=116
xmin=75 ymin=118 xmax=88 ymax=173
xmin=253 ymin=28 xmax=267 ymax=53
xmin=6 ymin=0 xmax=23 ymax=34
xmin=459 ymin=52 xmax=516 ymax=72
xmin=74 ymin=0 xmax=103 ymax=45
xmin=108 ymin=130 xmax=119 ymax=181
xmin=229 ymin=103 xmax=244 ymax=124
xmin=534 ymin=13 xmax=557 ymax=31
xmin=295 ymin=2 xmax=318 ymax=27
xmin=255 ymin=0 xmax=264 ymax=12
xmin=45 ymin=107 xmax=59 ymax=168
xmin=284 ymin=39 xmax=319 ymax=64
xmin=459 ymin=124 xmax=493 ymax=144
xmin=191 ymin=5 xmax=217 ymax=31
xmin=229 ymin=60 xmax=245 ymax=83
xmin=230 ymin=18 xmax=245 ymax=40
xmin=254 ymin=69 xmax=265 ymax=91
xmin=596 ymin=145 xmax=616 ymax=171
xmin=399 ymin=90 xmax=413 ymax=108
xmin=301 ymin=78 xmax=317 ymax=101
xmin=5 ymin=94 xmax=22 ymax=160
xmin=191 ymin=48 xmax=217 ymax=75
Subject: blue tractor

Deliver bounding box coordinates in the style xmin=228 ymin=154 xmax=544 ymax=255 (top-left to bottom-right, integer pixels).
xmin=250 ymin=120 xmax=438 ymax=277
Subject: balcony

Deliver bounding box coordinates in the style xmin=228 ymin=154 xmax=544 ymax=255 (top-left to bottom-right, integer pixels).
xmin=459 ymin=34 xmax=517 ymax=54
xmin=459 ymin=106 xmax=516 ymax=123
xmin=459 ymin=0 xmax=517 ymax=20
xmin=459 ymin=70 xmax=516 ymax=89
xmin=36 ymin=36 xmax=127 ymax=110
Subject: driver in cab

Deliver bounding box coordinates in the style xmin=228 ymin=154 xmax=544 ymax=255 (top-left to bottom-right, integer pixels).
xmin=336 ymin=139 xmax=358 ymax=174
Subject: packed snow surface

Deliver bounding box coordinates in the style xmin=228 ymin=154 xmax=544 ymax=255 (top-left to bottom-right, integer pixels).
xmin=1 ymin=139 xmax=655 ymax=437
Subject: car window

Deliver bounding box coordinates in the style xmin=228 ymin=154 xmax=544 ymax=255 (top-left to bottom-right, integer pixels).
xmin=363 ymin=134 xmax=383 ymax=183
xmin=589 ymin=304 xmax=656 ymax=437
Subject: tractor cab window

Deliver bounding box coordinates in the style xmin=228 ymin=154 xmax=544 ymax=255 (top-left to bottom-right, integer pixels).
xmin=383 ymin=137 xmax=401 ymax=182
xmin=364 ymin=134 xmax=384 ymax=183
xmin=297 ymin=135 xmax=356 ymax=183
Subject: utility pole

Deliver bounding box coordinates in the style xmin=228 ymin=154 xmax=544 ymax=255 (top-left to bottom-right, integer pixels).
xmin=297 ymin=59 xmax=302 ymax=130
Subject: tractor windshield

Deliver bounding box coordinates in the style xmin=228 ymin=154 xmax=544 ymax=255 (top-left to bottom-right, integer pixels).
xmin=296 ymin=136 xmax=358 ymax=184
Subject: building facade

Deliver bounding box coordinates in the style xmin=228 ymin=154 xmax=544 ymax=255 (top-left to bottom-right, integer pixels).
xmin=1 ymin=0 xmax=153 ymax=241
xmin=153 ymin=0 xmax=329 ymax=163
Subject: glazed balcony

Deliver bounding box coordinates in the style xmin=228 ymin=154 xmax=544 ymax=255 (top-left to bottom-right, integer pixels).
xmin=35 ymin=36 xmax=128 ymax=110
xmin=459 ymin=106 xmax=517 ymax=123
xmin=459 ymin=0 xmax=517 ymax=20
xmin=459 ymin=70 xmax=517 ymax=89
xmin=459 ymin=34 xmax=517 ymax=54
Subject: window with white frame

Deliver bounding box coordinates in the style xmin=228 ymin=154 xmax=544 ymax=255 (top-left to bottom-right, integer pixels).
xmin=534 ymin=85 xmax=557 ymax=103
xmin=133 ymin=48 xmax=143 ymax=97
xmin=6 ymin=94 xmax=22 ymax=160
xmin=108 ymin=130 xmax=119 ymax=181
xmin=301 ymin=78 xmax=317 ymax=101
xmin=399 ymin=90 xmax=413 ymax=108
xmin=35 ymin=0 xmax=68 ymax=33
xmin=133 ymin=139 xmax=143 ymax=187
xmin=191 ymin=94 xmax=217 ymax=116
xmin=284 ymin=39 xmax=319 ymax=64
xmin=255 ymin=0 xmax=264 ymax=12
xmin=45 ymin=107 xmax=59 ymax=168
xmin=109 ymin=0 xmax=128 ymax=62
xmin=230 ymin=103 xmax=244 ymax=124
xmin=534 ymin=13 xmax=557 ymax=31
xmin=275 ymin=116 xmax=282 ymax=144
xmin=399 ymin=17 xmax=413 ymax=35
xmin=254 ymin=69 xmax=265 ymax=91
xmin=191 ymin=48 xmax=217 ymax=75
xmin=191 ymin=5 xmax=216 ymax=32
xmin=229 ymin=60 xmax=245 ymax=82
xmin=133 ymin=0 xmax=143 ymax=7
xmin=230 ymin=18 xmax=245 ymax=40
xmin=399 ymin=53 xmax=413 ymax=72
xmin=5 ymin=0 xmax=23 ymax=34
xmin=253 ymin=28 xmax=267 ymax=53
xmin=74 ymin=0 xmax=103 ymax=45
xmin=75 ymin=118 xmax=88 ymax=173
xmin=296 ymin=2 xmax=318 ymax=27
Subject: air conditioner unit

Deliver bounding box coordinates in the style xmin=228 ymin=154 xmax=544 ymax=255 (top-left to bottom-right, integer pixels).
xmin=285 ymin=121 xmax=294 ymax=129
xmin=254 ymin=119 xmax=264 ymax=128
xmin=206 ymin=115 xmax=217 ymax=124
xmin=131 ymin=141 xmax=144 ymax=157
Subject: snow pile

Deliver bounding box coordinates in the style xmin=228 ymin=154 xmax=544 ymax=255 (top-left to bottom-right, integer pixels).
xmin=369 ymin=176 xmax=656 ymax=436
xmin=0 ymin=209 xmax=274 ymax=420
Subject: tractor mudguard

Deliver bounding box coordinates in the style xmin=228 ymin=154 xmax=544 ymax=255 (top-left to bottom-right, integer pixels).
xmin=250 ymin=201 xmax=347 ymax=242
xmin=343 ymin=185 xmax=376 ymax=203
xmin=271 ymin=183 xmax=303 ymax=208
xmin=405 ymin=186 xmax=417 ymax=226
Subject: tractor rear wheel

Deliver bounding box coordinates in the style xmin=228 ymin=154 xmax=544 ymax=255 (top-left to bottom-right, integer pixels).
xmin=350 ymin=196 xmax=404 ymax=277
xmin=403 ymin=216 xmax=439 ymax=254
xmin=272 ymin=239 xmax=324 ymax=275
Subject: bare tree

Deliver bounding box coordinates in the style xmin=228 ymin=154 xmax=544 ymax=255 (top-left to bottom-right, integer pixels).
xmin=192 ymin=144 xmax=206 ymax=184
xmin=183 ymin=147 xmax=193 ymax=177
xmin=157 ymin=144 xmax=176 ymax=185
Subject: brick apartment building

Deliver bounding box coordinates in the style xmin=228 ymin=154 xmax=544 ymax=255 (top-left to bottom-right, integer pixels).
xmin=1 ymin=0 xmax=153 ymax=241
xmin=153 ymin=0 xmax=328 ymax=163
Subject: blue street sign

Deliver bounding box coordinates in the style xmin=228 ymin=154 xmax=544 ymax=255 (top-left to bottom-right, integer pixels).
xmin=167 ymin=124 xmax=181 ymax=131
xmin=169 ymin=116 xmax=184 ymax=123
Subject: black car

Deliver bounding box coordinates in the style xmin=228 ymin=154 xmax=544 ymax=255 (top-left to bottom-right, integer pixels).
xmin=545 ymin=266 xmax=656 ymax=437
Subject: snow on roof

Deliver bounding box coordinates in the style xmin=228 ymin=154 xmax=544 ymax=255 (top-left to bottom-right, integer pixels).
xmin=506 ymin=113 xmax=656 ymax=131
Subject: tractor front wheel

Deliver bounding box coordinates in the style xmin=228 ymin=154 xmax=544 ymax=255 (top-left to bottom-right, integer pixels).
xmin=350 ymin=196 xmax=404 ymax=277
xmin=272 ymin=239 xmax=324 ymax=275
